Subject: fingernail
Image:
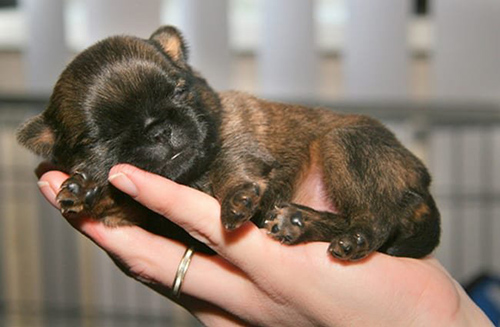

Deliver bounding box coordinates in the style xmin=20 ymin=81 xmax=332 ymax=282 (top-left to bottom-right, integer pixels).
xmin=37 ymin=181 xmax=58 ymax=206
xmin=109 ymin=172 xmax=138 ymax=197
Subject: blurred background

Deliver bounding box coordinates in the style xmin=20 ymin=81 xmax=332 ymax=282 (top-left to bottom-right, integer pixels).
xmin=1 ymin=0 xmax=499 ymax=326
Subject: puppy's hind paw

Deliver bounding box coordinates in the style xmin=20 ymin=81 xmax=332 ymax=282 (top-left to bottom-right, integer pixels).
xmin=264 ymin=204 xmax=309 ymax=245
xmin=328 ymin=232 xmax=371 ymax=261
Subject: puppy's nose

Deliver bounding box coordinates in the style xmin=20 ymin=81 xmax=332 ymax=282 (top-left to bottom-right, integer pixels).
xmin=147 ymin=125 xmax=171 ymax=143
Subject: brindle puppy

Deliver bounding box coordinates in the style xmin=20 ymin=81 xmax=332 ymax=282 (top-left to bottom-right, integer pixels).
xmin=17 ymin=26 xmax=440 ymax=261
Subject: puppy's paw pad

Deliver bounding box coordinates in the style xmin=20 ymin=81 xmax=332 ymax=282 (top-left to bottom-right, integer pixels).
xmin=56 ymin=172 xmax=98 ymax=217
xmin=222 ymin=182 xmax=264 ymax=230
xmin=328 ymin=233 xmax=370 ymax=261
xmin=264 ymin=204 xmax=306 ymax=244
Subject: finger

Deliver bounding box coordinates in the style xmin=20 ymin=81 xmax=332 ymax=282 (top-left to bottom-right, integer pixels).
xmin=74 ymin=220 xmax=254 ymax=310
xmin=38 ymin=171 xmax=256 ymax=309
xmin=38 ymin=170 xmax=69 ymax=208
xmin=108 ymin=164 xmax=273 ymax=270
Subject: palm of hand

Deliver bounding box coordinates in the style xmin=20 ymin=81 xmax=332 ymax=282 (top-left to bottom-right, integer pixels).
xmin=38 ymin=167 xmax=483 ymax=327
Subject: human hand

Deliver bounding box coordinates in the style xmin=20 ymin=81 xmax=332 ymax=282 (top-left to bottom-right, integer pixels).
xmin=37 ymin=164 xmax=492 ymax=326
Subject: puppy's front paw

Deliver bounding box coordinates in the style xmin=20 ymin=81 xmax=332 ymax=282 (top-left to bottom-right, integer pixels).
xmin=56 ymin=172 xmax=99 ymax=217
xmin=221 ymin=182 xmax=263 ymax=230
xmin=328 ymin=232 xmax=371 ymax=261
xmin=264 ymin=204 xmax=309 ymax=244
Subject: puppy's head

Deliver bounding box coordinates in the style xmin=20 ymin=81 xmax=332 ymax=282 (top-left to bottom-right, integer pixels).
xmin=17 ymin=26 xmax=220 ymax=183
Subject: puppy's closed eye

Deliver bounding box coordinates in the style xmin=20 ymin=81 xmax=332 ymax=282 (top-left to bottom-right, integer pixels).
xmin=172 ymin=82 xmax=187 ymax=101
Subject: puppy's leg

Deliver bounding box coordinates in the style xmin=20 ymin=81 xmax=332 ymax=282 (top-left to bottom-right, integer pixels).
xmin=264 ymin=117 xmax=439 ymax=261
xmin=56 ymin=171 xmax=136 ymax=226
xmin=316 ymin=120 xmax=439 ymax=260
xmin=210 ymin=150 xmax=279 ymax=230
xmin=263 ymin=203 xmax=386 ymax=261
xmin=264 ymin=203 xmax=348 ymax=244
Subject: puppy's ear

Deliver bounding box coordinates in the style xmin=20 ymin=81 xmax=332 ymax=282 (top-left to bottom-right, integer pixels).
xmin=16 ymin=114 xmax=55 ymax=157
xmin=150 ymin=26 xmax=188 ymax=62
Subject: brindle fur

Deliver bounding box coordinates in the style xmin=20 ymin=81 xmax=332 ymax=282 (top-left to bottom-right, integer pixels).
xmin=17 ymin=26 xmax=440 ymax=260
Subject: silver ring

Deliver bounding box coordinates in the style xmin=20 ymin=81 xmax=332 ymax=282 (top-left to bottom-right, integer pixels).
xmin=172 ymin=246 xmax=195 ymax=299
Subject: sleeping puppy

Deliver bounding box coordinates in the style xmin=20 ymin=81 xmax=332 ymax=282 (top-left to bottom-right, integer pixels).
xmin=17 ymin=26 xmax=440 ymax=261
